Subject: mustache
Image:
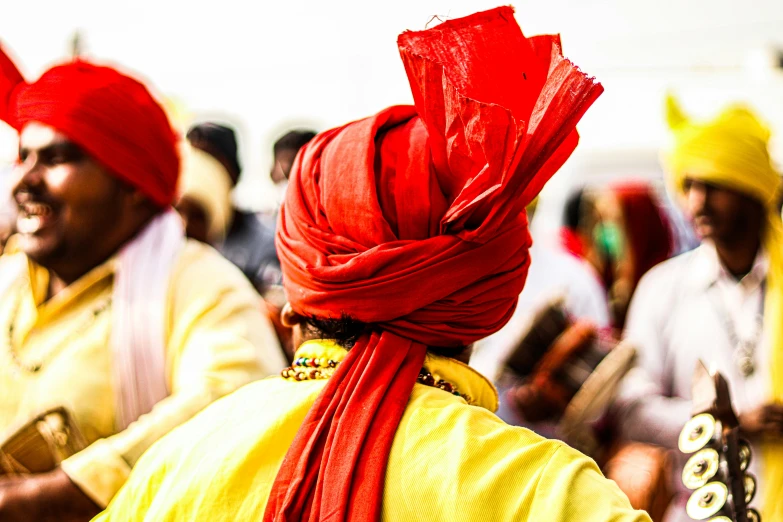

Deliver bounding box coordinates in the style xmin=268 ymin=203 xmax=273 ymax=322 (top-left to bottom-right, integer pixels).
xmin=14 ymin=188 xmax=58 ymax=208
xmin=692 ymin=207 xmax=715 ymax=220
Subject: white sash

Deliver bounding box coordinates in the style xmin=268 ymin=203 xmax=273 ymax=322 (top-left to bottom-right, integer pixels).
xmin=111 ymin=210 xmax=185 ymax=430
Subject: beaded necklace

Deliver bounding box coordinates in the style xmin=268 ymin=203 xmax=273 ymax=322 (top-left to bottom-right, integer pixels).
xmin=281 ymin=355 xmax=473 ymax=404
xmin=5 ymin=278 xmax=112 ymax=374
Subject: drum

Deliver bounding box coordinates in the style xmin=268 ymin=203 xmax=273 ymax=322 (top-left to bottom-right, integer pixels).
xmin=0 ymin=407 xmax=87 ymax=475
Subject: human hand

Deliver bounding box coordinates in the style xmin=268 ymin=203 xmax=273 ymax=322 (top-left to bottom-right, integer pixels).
xmin=738 ymin=403 xmax=783 ymax=439
xmin=0 ymin=468 xmax=100 ymax=522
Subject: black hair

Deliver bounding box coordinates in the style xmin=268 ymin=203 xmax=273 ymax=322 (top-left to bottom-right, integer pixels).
xmin=302 ymin=314 xmax=470 ymax=359
xmin=273 ymin=130 xmax=317 ymax=155
xmin=303 ymin=314 xmax=368 ymax=349
xmin=563 ymin=189 xmax=586 ymax=230
xmin=186 ymin=123 xmax=242 ymax=179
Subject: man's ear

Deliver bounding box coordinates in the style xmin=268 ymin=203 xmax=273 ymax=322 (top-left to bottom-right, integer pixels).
xmin=281 ymin=302 xmax=304 ymax=328
xmin=126 ymin=186 xmax=162 ymax=216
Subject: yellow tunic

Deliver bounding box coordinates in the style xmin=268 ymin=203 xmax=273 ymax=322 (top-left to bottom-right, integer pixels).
xmin=0 ymin=239 xmax=287 ymax=507
xmin=95 ymin=340 xmax=649 ymax=522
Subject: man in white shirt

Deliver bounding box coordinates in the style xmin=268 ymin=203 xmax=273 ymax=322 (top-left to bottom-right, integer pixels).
xmin=614 ymin=96 xmax=783 ymax=521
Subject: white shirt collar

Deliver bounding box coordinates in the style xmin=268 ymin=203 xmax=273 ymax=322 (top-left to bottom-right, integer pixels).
xmin=688 ymin=242 xmax=768 ymax=292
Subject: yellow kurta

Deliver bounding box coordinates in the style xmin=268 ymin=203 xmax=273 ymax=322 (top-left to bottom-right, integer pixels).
xmin=95 ymin=340 xmax=649 ymax=522
xmin=0 ymin=239 xmax=287 ymax=507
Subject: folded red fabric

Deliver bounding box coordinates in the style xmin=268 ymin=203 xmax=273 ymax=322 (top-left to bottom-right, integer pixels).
xmin=267 ymin=6 xmax=604 ymax=521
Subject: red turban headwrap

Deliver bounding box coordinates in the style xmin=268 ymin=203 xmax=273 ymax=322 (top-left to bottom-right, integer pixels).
xmin=267 ymin=7 xmax=603 ymax=522
xmin=0 ymin=45 xmax=179 ymax=207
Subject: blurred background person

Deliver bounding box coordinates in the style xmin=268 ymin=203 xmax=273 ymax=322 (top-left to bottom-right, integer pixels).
xmin=263 ymin=129 xmax=317 ymax=228
xmin=187 ymin=122 xmax=282 ymax=294
xmin=261 ymin=129 xmax=317 ymax=360
xmin=176 ymin=143 xmax=234 ymax=246
xmin=614 ymin=96 xmax=783 ymax=521
xmin=595 ymin=183 xmax=675 ymax=331
xmin=270 ymin=129 xmax=317 ymax=193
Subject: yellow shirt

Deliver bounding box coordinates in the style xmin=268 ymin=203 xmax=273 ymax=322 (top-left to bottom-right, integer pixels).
xmin=0 ymin=240 xmax=287 ymax=507
xmin=95 ymin=340 xmax=649 ymax=522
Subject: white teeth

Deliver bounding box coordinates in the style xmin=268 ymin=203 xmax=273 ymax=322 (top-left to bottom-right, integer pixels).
xmin=21 ymin=203 xmax=52 ymax=217
xmin=17 ymin=215 xmax=42 ymax=234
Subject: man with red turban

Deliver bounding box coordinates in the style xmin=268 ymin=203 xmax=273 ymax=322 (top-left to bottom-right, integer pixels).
xmin=0 ymin=46 xmax=286 ymax=520
xmin=94 ymin=8 xmax=648 ymax=521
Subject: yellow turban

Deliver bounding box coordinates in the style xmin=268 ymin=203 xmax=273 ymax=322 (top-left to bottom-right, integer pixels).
xmin=664 ymin=94 xmax=783 ymax=520
xmin=178 ymin=143 xmax=234 ymax=243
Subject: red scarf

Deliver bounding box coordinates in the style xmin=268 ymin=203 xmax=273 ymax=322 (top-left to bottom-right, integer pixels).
xmin=266 ymin=7 xmax=603 ymax=521
xmin=612 ymin=182 xmax=674 ymax=291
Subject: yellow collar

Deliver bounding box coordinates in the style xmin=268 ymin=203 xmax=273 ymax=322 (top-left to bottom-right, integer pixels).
xmin=294 ymin=339 xmax=499 ymax=412
xmin=3 ymin=250 xmax=117 ymax=324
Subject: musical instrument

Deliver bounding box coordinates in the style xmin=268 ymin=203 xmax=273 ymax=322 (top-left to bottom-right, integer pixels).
xmin=0 ymin=407 xmax=87 ymax=475
xmin=501 ymin=298 xmax=672 ymax=520
xmin=679 ymin=362 xmax=759 ymax=522
xmin=503 ymin=298 xmax=635 ymax=454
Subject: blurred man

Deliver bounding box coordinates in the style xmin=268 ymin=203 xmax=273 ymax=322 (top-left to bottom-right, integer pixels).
xmin=187 ymin=123 xmax=281 ymax=292
xmin=176 ymin=143 xmax=234 ymax=245
xmin=270 ymin=129 xmax=316 ymax=187
xmin=0 ymin=46 xmax=285 ymax=521
xmin=95 ymin=8 xmax=646 ymax=522
xmin=615 ymin=96 xmax=783 ymax=521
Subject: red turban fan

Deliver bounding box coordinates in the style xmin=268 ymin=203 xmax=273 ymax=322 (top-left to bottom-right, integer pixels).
xmin=267 ymin=7 xmax=603 ymax=522
xmin=0 ymin=46 xmax=178 ymax=207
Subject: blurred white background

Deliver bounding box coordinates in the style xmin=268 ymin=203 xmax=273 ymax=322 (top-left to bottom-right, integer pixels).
xmin=1 ymin=0 xmax=782 ymax=213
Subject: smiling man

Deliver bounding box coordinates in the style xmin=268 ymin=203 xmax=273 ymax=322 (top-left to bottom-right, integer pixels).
xmin=614 ymin=96 xmax=783 ymax=521
xmin=0 ymin=47 xmax=285 ymax=521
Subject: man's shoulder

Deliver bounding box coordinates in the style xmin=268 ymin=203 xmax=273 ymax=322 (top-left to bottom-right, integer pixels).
xmin=397 ymin=386 xmax=564 ymax=476
xmin=638 ymin=247 xmax=700 ymax=286
xmin=390 ymin=393 xmax=646 ymax=520
xmin=172 ymin=239 xmax=256 ymax=289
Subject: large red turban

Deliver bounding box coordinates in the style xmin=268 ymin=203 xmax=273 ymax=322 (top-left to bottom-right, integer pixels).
xmin=267 ymin=7 xmax=603 ymax=522
xmin=0 ymin=45 xmax=178 ymax=207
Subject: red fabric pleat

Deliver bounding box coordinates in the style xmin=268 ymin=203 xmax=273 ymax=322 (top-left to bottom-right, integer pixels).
xmin=265 ymin=6 xmax=603 ymax=522
xmin=0 ymin=43 xmax=25 ymax=126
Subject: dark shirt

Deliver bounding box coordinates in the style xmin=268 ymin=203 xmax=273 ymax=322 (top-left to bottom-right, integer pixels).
xmin=219 ymin=210 xmax=281 ymax=291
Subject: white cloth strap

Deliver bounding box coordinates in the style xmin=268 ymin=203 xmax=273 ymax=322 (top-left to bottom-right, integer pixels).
xmin=111 ymin=210 xmax=185 ymax=430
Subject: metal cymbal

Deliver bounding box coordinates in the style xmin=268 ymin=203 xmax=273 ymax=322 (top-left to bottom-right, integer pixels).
xmin=738 ymin=439 xmax=752 ymax=471
xmin=744 ymin=473 xmax=757 ymax=504
xmin=682 ymin=448 xmax=720 ymax=490
xmin=679 ymin=413 xmax=717 ymax=454
xmin=686 ymin=482 xmax=728 ymax=520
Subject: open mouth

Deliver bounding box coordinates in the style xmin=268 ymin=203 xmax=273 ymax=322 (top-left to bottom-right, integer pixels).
xmin=17 ymin=201 xmax=58 ymax=234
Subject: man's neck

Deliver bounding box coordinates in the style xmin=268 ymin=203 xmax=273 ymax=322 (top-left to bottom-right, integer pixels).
xmin=45 ymin=255 xmax=108 ymax=300
xmin=713 ymin=235 xmax=762 ymax=280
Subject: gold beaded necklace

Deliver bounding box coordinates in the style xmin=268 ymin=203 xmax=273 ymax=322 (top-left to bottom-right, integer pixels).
xmin=5 ymin=278 xmax=112 ymax=374
xmin=281 ymin=355 xmax=473 ymax=404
